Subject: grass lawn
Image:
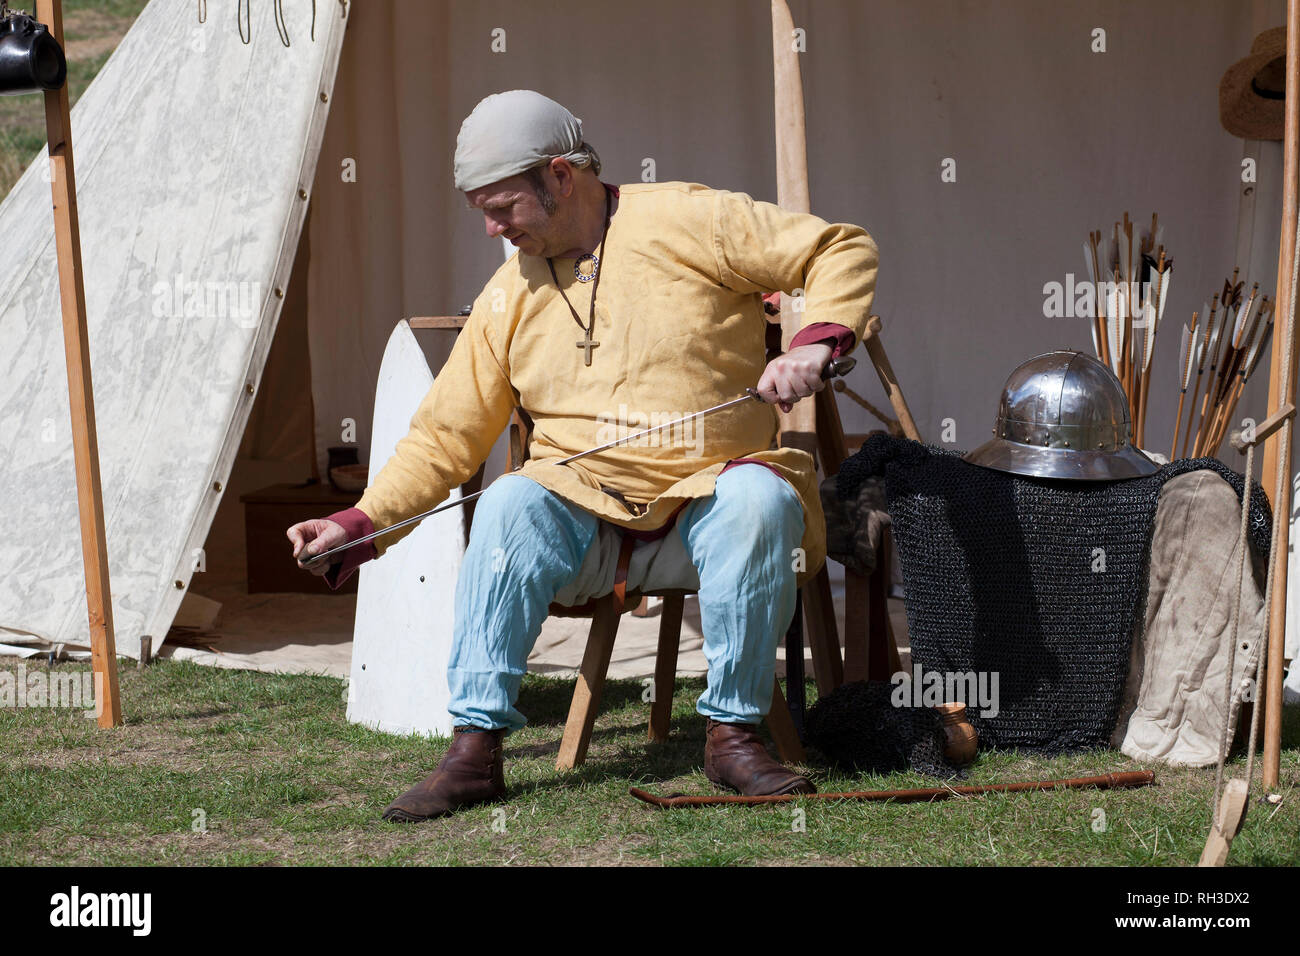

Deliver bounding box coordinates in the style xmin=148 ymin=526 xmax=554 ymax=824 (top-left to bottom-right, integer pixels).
xmin=1 ymin=658 xmax=1297 ymax=866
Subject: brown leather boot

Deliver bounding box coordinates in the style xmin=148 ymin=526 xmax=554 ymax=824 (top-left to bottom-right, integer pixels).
xmin=703 ymin=718 xmax=816 ymax=796
xmin=381 ymin=726 xmax=507 ymax=823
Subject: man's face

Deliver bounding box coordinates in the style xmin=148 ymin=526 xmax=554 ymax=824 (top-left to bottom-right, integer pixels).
xmin=465 ymin=172 xmax=558 ymax=257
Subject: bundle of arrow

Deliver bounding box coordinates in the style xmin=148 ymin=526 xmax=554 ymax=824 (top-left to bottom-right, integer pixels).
xmin=1084 ymin=213 xmax=1172 ymax=451
xmin=1170 ymin=272 xmax=1273 ymax=460
xmin=1083 ymin=214 xmax=1274 ymax=459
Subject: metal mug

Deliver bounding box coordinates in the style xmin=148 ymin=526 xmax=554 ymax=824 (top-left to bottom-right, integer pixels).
xmin=0 ymin=11 xmax=66 ymax=96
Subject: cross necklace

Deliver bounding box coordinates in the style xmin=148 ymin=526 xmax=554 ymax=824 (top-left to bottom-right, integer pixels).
xmin=546 ymin=188 xmax=612 ymax=367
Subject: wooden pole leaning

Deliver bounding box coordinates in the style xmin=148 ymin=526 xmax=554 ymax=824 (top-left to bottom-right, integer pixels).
xmin=36 ymin=0 xmax=122 ymax=727
xmin=1259 ymin=0 xmax=1300 ymax=789
xmin=770 ymin=0 xmax=841 ymax=702
xmin=770 ymin=2 xmax=920 ymax=706
xmin=771 ymin=0 xmax=816 ymax=457
xmin=862 ymin=315 xmax=921 ymax=442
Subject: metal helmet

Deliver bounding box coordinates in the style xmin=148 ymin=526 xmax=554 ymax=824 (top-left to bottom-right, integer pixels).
xmin=963 ymin=350 xmax=1158 ymax=481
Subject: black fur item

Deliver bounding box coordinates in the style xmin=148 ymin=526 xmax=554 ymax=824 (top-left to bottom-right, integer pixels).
xmin=805 ymin=680 xmax=964 ymax=779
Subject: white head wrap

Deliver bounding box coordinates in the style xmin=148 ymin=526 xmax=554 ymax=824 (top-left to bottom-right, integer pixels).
xmin=454 ymin=90 xmax=599 ymax=192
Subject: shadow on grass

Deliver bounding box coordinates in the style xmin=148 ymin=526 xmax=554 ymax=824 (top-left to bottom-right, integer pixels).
xmin=513 ymin=675 xmax=650 ymax=726
xmin=502 ymin=675 xmax=822 ymax=801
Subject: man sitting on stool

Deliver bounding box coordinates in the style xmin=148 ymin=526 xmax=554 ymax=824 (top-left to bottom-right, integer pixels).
xmin=286 ymin=90 xmax=879 ymax=821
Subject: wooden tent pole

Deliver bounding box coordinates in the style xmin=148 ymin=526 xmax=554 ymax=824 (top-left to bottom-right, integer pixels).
xmin=771 ymin=0 xmax=817 ymax=457
xmin=771 ymin=0 xmax=851 ymax=699
xmin=36 ymin=0 xmax=122 ymax=727
xmin=1259 ymin=0 xmax=1300 ymax=789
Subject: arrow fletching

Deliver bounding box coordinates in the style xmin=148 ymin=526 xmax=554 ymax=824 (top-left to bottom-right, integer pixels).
xmin=1194 ymin=301 xmax=1212 ymax=371
xmin=1153 ymin=257 xmax=1172 ymax=325
xmin=1246 ymin=308 xmax=1274 ymax=380
xmin=1178 ymin=321 xmax=1196 ymax=390
xmin=1107 ymin=280 xmax=1124 ymax=375
xmin=1240 ymin=297 xmax=1270 ymax=376
xmin=1232 ymin=284 xmax=1258 ymax=349
xmin=1204 ymin=296 xmax=1223 ymax=368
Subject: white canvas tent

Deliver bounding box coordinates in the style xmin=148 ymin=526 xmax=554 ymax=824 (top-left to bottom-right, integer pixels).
xmin=0 ymin=0 xmax=344 ymax=657
xmin=1 ymin=0 xmax=1298 ymax=684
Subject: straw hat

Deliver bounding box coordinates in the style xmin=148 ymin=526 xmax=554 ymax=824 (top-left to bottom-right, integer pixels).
xmin=1220 ymin=26 xmax=1288 ymax=141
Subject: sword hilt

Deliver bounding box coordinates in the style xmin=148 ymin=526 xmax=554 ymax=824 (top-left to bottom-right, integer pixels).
xmin=822 ymin=356 xmax=856 ymax=381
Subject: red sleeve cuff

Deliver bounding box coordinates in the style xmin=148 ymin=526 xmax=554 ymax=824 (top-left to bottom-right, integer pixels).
xmin=789 ymin=322 xmax=856 ymax=359
xmin=720 ymin=458 xmax=790 ymax=484
xmin=321 ymin=506 xmax=377 ymax=591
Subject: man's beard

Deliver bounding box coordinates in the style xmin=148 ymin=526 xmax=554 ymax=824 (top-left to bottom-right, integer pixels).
xmin=535 ymin=186 xmax=557 ymax=216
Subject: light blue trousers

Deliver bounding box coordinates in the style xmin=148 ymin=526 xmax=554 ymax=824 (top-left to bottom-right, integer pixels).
xmin=447 ymin=464 xmax=805 ymax=732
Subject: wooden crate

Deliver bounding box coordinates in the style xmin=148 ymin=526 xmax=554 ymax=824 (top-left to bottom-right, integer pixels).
xmin=241 ymin=482 xmax=362 ymax=594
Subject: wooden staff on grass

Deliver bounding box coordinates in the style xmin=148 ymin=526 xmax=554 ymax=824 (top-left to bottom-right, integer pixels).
xmin=630 ymin=770 xmax=1156 ymax=808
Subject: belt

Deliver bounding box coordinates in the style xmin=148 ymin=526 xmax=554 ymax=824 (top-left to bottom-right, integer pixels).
xmin=611 ymin=531 xmax=636 ymax=614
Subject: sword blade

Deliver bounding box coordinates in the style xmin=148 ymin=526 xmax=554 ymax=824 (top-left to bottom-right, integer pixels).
xmin=299 ymin=390 xmax=761 ymax=569
xmin=301 ymin=356 xmax=855 ymax=569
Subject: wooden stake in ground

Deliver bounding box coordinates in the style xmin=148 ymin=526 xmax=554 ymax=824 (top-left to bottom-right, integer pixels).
xmin=36 ymin=0 xmax=121 ymax=727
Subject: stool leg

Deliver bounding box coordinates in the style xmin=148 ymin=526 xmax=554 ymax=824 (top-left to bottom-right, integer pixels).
xmin=886 ymin=614 xmax=903 ymax=675
xmin=556 ymin=594 xmax=621 ymax=770
xmin=869 ymin=526 xmax=902 ymax=679
xmin=648 ymin=592 xmax=684 ymax=742
xmin=767 ymin=677 xmax=806 ymax=763
xmin=843 ymin=567 xmax=870 ymax=682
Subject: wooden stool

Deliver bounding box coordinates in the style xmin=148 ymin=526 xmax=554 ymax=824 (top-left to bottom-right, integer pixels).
xmin=410 ymin=314 xmax=835 ymax=771
xmin=506 ymin=403 xmax=813 ymax=772
xmin=551 ymin=586 xmax=806 ymax=770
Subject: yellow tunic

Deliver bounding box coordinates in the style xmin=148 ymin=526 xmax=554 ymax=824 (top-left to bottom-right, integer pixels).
xmin=356 ymin=181 xmax=879 ymax=585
